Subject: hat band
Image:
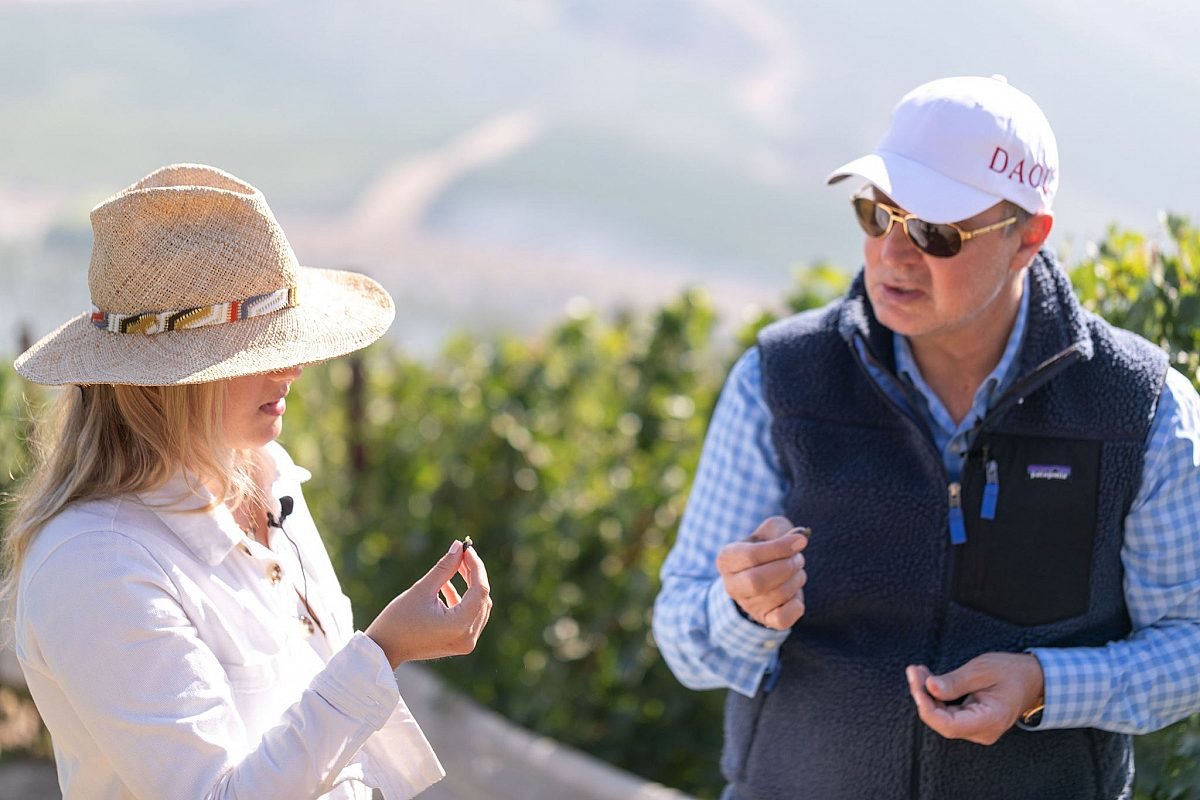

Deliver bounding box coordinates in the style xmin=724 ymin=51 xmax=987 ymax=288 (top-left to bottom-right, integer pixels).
xmin=90 ymin=286 xmax=299 ymax=335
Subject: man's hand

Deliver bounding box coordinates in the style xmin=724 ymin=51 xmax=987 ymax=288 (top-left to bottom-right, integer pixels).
xmin=715 ymin=516 xmax=809 ymax=630
xmin=905 ymin=653 xmax=1045 ymax=745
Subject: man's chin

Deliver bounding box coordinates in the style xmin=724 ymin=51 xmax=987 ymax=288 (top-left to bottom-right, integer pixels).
xmin=870 ymin=301 xmax=928 ymax=338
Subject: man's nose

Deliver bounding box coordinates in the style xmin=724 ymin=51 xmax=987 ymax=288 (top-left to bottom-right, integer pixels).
xmin=879 ymin=219 xmax=922 ymax=264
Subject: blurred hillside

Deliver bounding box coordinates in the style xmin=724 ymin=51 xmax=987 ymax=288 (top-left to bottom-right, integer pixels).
xmin=3 ymin=0 xmax=1199 ymax=355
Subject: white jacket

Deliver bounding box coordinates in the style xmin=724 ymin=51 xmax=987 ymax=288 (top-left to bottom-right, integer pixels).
xmin=15 ymin=442 xmax=444 ymax=799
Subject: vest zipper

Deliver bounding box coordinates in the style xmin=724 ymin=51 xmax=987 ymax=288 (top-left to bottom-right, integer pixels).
xmin=850 ymin=335 xmax=1084 ymax=799
xmin=947 ymin=482 xmax=967 ymax=544
xmin=977 ymin=344 xmax=1085 ymax=432
xmin=981 ymin=456 xmax=1000 ymax=521
xmin=961 ymin=346 xmax=1084 ymax=551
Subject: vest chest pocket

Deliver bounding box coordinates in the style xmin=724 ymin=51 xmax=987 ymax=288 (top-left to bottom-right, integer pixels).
xmin=953 ymin=434 xmax=1102 ymax=626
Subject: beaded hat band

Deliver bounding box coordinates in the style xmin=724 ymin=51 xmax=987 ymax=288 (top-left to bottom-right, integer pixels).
xmin=91 ymin=287 xmax=299 ymax=336
xmin=14 ymin=164 xmax=394 ymax=386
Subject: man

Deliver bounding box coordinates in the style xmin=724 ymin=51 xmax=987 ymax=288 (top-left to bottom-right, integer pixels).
xmin=652 ymin=75 xmax=1200 ymax=800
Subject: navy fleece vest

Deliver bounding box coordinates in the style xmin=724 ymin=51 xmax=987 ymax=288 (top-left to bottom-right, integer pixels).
xmin=723 ymin=251 xmax=1167 ymax=800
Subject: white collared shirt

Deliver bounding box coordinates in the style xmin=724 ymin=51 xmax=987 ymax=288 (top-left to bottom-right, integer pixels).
xmin=15 ymin=442 xmax=444 ymax=799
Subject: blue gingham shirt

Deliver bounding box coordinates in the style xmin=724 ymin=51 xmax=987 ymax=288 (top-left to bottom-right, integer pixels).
xmin=653 ymin=280 xmax=1200 ymax=734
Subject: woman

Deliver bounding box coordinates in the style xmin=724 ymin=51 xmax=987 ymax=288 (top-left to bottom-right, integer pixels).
xmin=3 ymin=164 xmax=491 ymax=799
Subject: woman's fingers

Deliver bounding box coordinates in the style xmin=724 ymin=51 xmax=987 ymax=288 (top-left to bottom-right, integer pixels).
xmin=460 ymin=545 xmax=491 ymax=596
xmin=439 ymin=579 xmax=462 ymax=607
xmin=456 ymin=546 xmax=493 ymax=626
xmin=366 ymin=541 xmax=494 ymax=667
xmin=416 ymin=540 xmax=465 ymax=593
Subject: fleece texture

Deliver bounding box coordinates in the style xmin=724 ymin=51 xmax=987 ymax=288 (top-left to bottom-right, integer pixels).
xmin=722 ymin=250 xmax=1167 ymax=800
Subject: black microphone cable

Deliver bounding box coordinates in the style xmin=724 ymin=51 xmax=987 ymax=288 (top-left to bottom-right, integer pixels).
xmin=267 ymin=496 xmax=323 ymax=635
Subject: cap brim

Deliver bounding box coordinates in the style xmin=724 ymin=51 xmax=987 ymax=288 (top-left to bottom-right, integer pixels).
xmin=826 ymin=151 xmax=1002 ymax=224
xmin=14 ymin=266 xmax=395 ymax=386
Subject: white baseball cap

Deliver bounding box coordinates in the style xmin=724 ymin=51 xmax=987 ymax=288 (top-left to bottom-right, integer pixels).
xmin=826 ymin=75 xmax=1058 ymax=224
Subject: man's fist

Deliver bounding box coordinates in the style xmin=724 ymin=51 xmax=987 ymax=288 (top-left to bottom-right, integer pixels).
xmin=715 ymin=516 xmax=810 ymax=630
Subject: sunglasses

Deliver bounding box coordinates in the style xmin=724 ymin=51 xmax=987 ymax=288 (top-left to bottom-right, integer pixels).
xmin=852 ymin=195 xmax=1017 ymax=258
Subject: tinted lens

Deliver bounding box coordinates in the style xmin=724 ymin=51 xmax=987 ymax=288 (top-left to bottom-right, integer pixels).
xmin=852 ymin=197 xmax=890 ymax=237
xmin=905 ymin=219 xmax=962 ymax=258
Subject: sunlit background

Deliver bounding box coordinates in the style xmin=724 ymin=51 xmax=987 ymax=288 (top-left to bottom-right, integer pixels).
xmin=6 ymin=3 xmax=1200 ymax=797
xmin=4 ymin=0 xmax=1199 ymax=360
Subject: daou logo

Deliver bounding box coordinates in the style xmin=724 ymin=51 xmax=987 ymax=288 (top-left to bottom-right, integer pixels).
xmin=988 ymin=147 xmax=1054 ymax=194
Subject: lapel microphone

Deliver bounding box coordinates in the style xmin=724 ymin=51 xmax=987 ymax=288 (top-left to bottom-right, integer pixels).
xmin=266 ymin=496 xmax=294 ymax=529
xmin=264 ymin=495 xmax=316 ymax=631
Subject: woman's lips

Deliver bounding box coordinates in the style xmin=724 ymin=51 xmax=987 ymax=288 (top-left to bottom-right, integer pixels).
xmin=260 ymin=398 xmax=286 ymax=417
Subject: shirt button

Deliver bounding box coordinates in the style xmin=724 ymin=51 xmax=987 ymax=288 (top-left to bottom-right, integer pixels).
xmin=299 ymin=615 xmax=315 ymax=636
xmin=761 ymin=640 xmax=779 ymax=650
xmin=267 ymin=563 xmax=283 ymax=585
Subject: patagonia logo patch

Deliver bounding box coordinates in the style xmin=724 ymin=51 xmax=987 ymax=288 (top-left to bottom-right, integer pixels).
xmin=1027 ymin=464 xmax=1071 ymax=481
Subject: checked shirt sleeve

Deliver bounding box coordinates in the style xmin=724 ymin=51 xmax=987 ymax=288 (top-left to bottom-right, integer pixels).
xmin=1030 ymin=367 xmax=1200 ymax=732
xmin=652 ymin=348 xmax=792 ymax=698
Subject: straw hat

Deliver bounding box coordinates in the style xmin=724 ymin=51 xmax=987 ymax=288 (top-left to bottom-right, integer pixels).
xmin=14 ymin=164 xmax=394 ymax=386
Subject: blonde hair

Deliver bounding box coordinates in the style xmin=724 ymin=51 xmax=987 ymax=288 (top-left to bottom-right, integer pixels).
xmin=1 ymin=381 xmax=262 ymax=614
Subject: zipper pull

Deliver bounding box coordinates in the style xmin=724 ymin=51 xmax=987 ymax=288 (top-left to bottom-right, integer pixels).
xmin=981 ymin=459 xmax=1000 ymax=521
xmin=948 ymin=482 xmax=967 ymax=545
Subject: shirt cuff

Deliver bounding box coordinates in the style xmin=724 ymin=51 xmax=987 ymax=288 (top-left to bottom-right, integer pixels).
xmin=707 ymin=579 xmax=789 ymax=663
xmin=1022 ymin=647 xmax=1111 ymax=730
xmin=310 ymin=632 xmax=401 ymax=732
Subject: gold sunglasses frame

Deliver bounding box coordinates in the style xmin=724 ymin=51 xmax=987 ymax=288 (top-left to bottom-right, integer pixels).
xmin=852 ymin=195 xmax=1017 ymax=257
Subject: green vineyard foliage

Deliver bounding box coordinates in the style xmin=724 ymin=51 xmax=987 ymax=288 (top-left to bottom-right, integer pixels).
xmin=3 ymin=220 xmax=1199 ymax=797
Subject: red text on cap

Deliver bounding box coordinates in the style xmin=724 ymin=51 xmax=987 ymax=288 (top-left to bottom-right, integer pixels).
xmin=988 ymin=147 xmax=1054 ymax=194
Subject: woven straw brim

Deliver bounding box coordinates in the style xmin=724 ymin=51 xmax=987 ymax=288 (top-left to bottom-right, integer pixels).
xmin=14 ymin=266 xmax=394 ymax=386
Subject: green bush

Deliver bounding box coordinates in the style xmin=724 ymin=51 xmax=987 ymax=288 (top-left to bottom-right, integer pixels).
xmin=0 ymin=364 xmax=38 ymax=532
xmin=2 ymin=222 xmax=1199 ymax=797
xmin=1070 ymin=213 xmax=1200 ymax=392
xmin=281 ymin=291 xmax=733 ymax=793
xmin=1069 ymin=216 xmax=1200 ymax=800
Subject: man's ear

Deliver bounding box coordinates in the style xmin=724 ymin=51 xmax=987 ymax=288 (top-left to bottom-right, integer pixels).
xmin=1013 ymin=212 xmax=1053 ymax=267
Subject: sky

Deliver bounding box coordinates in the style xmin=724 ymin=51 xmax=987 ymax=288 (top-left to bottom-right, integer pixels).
xmin=2 ymin=0 xmax=1197 ymax=356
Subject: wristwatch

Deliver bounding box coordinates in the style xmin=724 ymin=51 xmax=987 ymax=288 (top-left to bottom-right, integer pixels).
xmin=1020 ymin=697 xmax=1046 ymax=727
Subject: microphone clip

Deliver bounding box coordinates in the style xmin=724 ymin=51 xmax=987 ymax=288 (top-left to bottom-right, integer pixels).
xmin=266 ymin=495 xmax=295 ymax=529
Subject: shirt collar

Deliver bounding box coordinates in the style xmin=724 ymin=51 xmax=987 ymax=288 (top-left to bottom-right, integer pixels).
xmin=894 ymin=269 xmax=1032 ymax=431
xmin=137 ymin=442 xmax=311 ymax=566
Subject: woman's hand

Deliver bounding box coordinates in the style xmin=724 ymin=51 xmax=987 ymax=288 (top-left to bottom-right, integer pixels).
xmin=366 ymin=540 xmax=493 ymax=668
